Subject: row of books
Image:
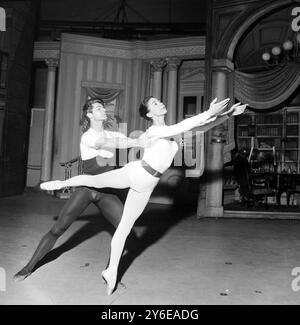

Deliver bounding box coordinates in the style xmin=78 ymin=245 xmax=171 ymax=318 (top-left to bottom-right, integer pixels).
xmin=286 ymin=113 xmax=299 ymax=124
xmin=238 ymin=114 xmax=299 ymax=125
xmin=256 ymin=126 xmax=282 ymax=136
xmin=255 ymin=114 xmax=282 ymax=124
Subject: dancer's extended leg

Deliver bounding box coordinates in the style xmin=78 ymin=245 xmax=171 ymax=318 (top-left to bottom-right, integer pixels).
xmin=102 ymin=189 xmax=153 ymax=295
xmin=41 ymin=167 xmax=131 ymax=191
xmin=14 ymin=188 xmax=105 ymax=281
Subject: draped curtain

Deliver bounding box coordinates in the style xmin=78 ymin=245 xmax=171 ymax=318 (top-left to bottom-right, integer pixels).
xmin=85 ymin=87 xmax=123 ymax=130
xmin=86 ymin=87 xmax=122 ymax=104
xmin=234 ymin=62 xmax=300 ymax=109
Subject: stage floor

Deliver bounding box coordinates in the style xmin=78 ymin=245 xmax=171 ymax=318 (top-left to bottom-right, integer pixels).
xmin=1 ymin=190 xmax=300 ymax=305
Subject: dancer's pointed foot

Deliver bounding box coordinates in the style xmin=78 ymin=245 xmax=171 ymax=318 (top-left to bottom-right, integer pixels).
xmin=101 ymin=269 xmax=117 ymax=295
xmin=13 ymin=268 xmax=32 ymax=282
xmin=40 ymin=180 xmax=63 ymax=191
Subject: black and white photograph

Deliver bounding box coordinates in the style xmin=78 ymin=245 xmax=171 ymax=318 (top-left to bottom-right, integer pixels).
xmin=0 ymin=0 xmax=300 ymax=309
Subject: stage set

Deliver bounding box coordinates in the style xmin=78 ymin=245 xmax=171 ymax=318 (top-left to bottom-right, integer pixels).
xmin=1 ymin=0 xmax=300 ymax=305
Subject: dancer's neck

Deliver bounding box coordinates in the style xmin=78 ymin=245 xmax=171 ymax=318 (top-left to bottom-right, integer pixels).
xmin=90 ymin=120 xmax=105 ymax=133
xmin=152 ymin=115 xmax=166 ymax=126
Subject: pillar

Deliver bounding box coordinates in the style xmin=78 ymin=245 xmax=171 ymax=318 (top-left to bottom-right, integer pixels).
xmin=150 ymin=59 xmax=165 ymax=100
xmin=166 ymin=57 xmax=181 ymax=125
xmin=40 ymin=58 xmax=58 ymax=182
xmin=197 ymin=59 xmax=234 ymax=218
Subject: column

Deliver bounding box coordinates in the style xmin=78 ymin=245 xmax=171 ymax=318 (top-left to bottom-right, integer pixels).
xmin=162 ymin=68 xmax=168 ymax=105
xmin=197 ymin=59 xmax=234 ymax=218
xmin=150 ymin=59 xmax=165 ymax=100
xmin=166 ymin=57 xmax=181 ymax=125
xmin=40 ymin=58 xmax=59 ymax=182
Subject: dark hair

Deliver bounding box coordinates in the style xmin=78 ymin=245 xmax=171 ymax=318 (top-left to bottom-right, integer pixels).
xmin=139 ymin=96 xmax=153 ymax=121
xmin=80 ymin=98 xmax=105 ymax=132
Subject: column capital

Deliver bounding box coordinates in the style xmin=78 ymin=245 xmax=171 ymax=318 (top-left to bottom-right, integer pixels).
xmin=45 ymin=58 xmax=59 ymax=70
xmin=166 ymin=57 xmax=181 ymax=72
xmin=212 ymin=58 xmax=234 ymax=72
xmin=150 ymin=58 xmax=166 ymax=72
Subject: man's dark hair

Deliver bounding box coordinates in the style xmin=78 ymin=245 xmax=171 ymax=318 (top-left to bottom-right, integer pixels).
xmin=80 ymin=98 xmax=105 ymax=132
xmin=139 ymin=96 xmax=153 ymax=121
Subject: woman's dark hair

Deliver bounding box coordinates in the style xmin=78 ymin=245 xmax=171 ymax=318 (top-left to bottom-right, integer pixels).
xmin=139 ymin=96 xmax=153 ymax=121
xmin=80 ymin=98 xmax=105 ymax=132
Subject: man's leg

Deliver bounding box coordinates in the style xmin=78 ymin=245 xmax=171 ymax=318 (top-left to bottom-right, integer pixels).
xmin=14 ymin=188 xmax=97 ymax=281
xmin=93 ymin=193 xmax=124 ymax=229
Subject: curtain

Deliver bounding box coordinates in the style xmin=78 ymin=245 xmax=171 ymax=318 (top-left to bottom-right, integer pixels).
xmin=85 ymin=87 xmax=123 ymax=131
xmin=234 ymin=62 xmax=300 ymax=109
xmin=86 ymin=87 xmax=122 ymax=104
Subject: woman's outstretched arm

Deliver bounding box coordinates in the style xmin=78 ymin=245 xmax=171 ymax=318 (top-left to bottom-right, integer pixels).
xmin=146 ymin=98 xmax=230 ymax=138
xmin=147 ymin=101 xmax=247 ymax=138
xmin=194 ymin=103 xmax=247 ymax=133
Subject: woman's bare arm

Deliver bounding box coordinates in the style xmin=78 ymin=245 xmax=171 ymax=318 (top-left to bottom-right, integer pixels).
xmin=146 ymin=98 xmax=230 ymax=138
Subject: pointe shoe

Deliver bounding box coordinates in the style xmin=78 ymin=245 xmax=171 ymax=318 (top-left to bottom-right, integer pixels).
xmin=101 ymin=269 xmax=117 ymax=295
xmin=40 ymin=180 xmax=63 ymax=191
xmin=13 ymin=270 xmax=32 ymax=282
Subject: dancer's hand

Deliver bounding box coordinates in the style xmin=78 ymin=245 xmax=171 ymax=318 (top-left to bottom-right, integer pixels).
xmin=40 ymin=180 xmax=64 ymax=191
xmin=207 ymin=98 xmax=230 ymax=118
xmin=221 ymin=103 xmax=248 ymax=117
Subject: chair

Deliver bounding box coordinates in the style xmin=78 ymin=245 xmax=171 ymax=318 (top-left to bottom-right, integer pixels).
xmin=286 ymin=175 xmax=300 ymax=206
xmin=249 ymin=174 xmax=275 ymax=206
xmin=55 ymin=156 xmax=83 ymax=199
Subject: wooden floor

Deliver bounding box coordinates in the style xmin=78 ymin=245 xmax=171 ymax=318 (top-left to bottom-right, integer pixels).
xmin=1 ymin=190 xmax=300 ymax=305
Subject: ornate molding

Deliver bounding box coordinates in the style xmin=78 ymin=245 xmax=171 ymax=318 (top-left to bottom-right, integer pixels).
xmin=60 ymin=33 xmax=205 ymax=60
xmin=212 ymin=58 xmax=234 ymax=72
xmin=212 ymin=0 xmax=292 ymax=60
xmin=34 ymin=42 xmax=60 ymax=61
xmin=165 ymin=57 xmax=181 ymax=71
xmin=150 ymin=59 xmax=166 ymax=72
xmin=45 ymin=58 xmax=59 ymax=70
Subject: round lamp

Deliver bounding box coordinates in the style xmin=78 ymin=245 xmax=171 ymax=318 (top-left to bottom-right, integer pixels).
xmin=271 ymin=46 xmax=281 ymax=56
xmin=262 ymin=52 xmax=271 ymax=61
xmin=283 ymin=40 xmax=293 ymax=51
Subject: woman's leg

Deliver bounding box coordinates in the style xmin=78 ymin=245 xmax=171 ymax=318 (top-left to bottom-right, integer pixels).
xmin=102 ymin=189 xmax=153 ymax=295
xmin=41 ymin=167 xmax=131 ymax=191
xmin=14 ymin=188 xmax=99 ymax=281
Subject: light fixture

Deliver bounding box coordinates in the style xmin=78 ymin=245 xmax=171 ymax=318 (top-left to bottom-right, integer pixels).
xmin=262 ymin=32 xmax=300 ymax=65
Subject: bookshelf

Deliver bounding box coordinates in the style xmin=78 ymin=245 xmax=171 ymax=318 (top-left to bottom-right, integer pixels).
xmin=236 ymin=108 xmax=300 ymax=173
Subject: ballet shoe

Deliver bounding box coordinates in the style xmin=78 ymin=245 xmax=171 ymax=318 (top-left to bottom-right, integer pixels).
xmin=40 ymin=180 xmax=63 ymax=191
xmin=13 ymin=270 xmax=32 ymax=282
xmin=101 ymin=269 xmax=117 ymax=295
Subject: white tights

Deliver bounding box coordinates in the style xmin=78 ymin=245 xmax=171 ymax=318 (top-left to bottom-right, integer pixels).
xmin=60 ymin=167 xmax=153 ymax=273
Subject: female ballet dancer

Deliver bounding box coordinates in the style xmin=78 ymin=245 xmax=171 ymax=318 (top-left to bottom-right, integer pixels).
xmin=41 ymin=97 xmax=247 ymax=295
xmin=14 ymin=98 xmax=148 ymax=282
